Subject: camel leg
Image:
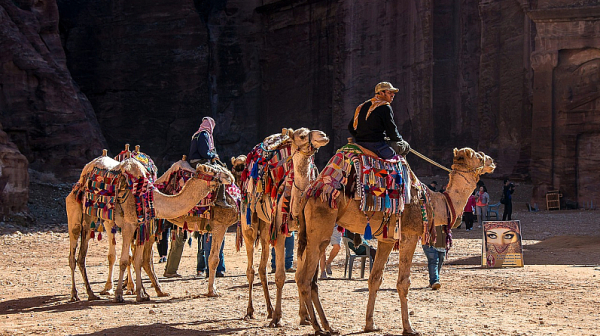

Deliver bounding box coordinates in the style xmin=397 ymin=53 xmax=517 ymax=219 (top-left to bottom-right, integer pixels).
xmin=133 ymin=239 xmax=149 ymax=302
xmin=67 ymin=193 xmax=82 ymax=302
xmin=115 ymin=225 xmax=134 ymax=303
xmin=125 ymin=251 xmax=135 ymax=295
xmin=76 ymin=217 xmax=100 ymax=301
xmin=296 ymin=255 xmax=311 ymax=325
xmin=242 ymin=225 xmax=258 ymax=320
xmin=257 ymin=222 xmax=274 ymax=319
xmin=269 ymin=234 xmax=287 ymax=327
xmin=206 ymin=225 xmax=227 ymax=297
xmin=296 ymin=238 xmax=327 ymax=335
xmin=364 ymin=241 xmax=394 ymax=332
xmin=100 ymin=225 xmax=116 ymax=295
xmin=141 ymin=236 xmax=169 ymax=297
xmin=396 ymin=234 xmax=420 ymax=336
xmin=308 ymin=240 xmax=337 ymax=334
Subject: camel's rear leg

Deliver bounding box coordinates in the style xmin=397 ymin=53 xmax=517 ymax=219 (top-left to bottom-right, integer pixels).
xmin=396 ymin=234 xmax=420 ymax=336
xmin=258 ymin=225 xmax=274 ymax=319
xmin=132 ymin=239 xmax=149 ymax=302
xmin=269 ymin=233 xmax=287 ymax=327
xmin=115 ymin=225 xmax=134 ymax=303
xmin=141 ymin=236 xmax=169 ymax=297
xmin=66 ymin=191 xmax=84 ymax=302
xmin=364 ymin=241 xmax=394 ymax=332
xmin=242 ymin=225 xmax=257 ymax=320
xmin=76 ymin=217 xmax=100 ymax=301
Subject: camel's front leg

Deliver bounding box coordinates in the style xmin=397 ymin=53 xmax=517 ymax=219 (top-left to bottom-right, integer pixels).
xmin=206 ymin=226 xmax=227 ymax=297
xmin=242 ymin=225 xmax=258 ymax=320
xmin=295 ymin=238 xmax=326 ymax=335
xmin=364 ymin=241 xmax=394 ymax=332
xmin=133 ymin=239 xmax=149 ymax=302
xmin=396 ymin=234 xmax=420 ymax=336
xmin=115 ymin=225 xmax=133 ymax=303
xmin=269 ymin=234 xmax=287 ymax=327
xmin=100 ymin=225 xmax=116 ymax=295
xmin=141 ymin=236 xmax=169 ymax=297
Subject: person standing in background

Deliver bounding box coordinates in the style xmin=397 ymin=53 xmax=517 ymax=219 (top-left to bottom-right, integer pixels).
xmin=463 ymin=192 xmax=477 ymax=231
xmin=502 ymin=179 xmax=516 ymax=220
xmin=475 ymin=186 xmax=490 ymax=228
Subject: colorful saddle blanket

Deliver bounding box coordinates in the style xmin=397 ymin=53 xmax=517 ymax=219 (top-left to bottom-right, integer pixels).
xmin=306 ymin=143 xmax=412 ymax=215
xmin=241 ymin=133 xmax=314 ymax=241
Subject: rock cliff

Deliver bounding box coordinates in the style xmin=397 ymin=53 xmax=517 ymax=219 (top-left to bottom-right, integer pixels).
xmin=0 ymin=123 xmax=28 ymax=216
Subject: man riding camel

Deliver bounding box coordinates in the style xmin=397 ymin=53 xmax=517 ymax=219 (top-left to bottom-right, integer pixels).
xmin=348 ymin=82 xmax=411 ymax=159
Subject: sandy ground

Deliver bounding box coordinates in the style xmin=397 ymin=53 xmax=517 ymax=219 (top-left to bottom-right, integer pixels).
xmin=1 ymin=181 xmax=599 ymax=336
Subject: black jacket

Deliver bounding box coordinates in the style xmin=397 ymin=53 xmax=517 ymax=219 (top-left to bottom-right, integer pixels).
xmin=348 ymin=102 xmax=403 ymax=142
xmin=189 ymin=131 xmax=217 ymax=161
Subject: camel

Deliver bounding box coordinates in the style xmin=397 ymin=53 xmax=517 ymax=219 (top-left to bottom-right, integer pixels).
xmin=67 ymin=156 xmax=233 ymax=302
xmin=154 ymin=158 xmax=240 ymax=297
xmin=231 ymin=155 xmax=247 ymax=186
xmin=295 ymin=147 xmax=495 ymax=335
xmin=241 ymin=128 xmax=329 ymax=327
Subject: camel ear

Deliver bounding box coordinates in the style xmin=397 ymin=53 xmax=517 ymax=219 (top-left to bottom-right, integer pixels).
xmin=287 ymin=128 xmax=294 ymax=136
xmin=282 ymin=128 xmax=288 ymax=136
xmin=453 ymin=148 xmax=458 ymax=156
xmin=231 ymin=157 xmax=235 ymax=165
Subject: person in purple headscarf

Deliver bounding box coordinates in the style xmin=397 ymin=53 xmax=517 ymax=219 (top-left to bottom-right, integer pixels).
xmin=189 ymin=116 xmax=232 ymax=208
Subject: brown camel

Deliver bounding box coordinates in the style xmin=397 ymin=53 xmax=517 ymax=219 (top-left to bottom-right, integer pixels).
xmin=241 ymin=128 xmax=329 ymax=327
xmin=231 ymin=155 xmax=247 ymax=186
xmin=67 ymin=156 xmax=233 ymax=302
xmin=295 ymin=147 xmax=495 ymax=335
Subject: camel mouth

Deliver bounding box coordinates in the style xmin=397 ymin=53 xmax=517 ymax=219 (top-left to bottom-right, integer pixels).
xmin=309 ymin=131 xmax=330 ymax=148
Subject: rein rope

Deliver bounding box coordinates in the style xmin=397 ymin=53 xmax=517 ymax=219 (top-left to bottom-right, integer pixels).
xmin=408 ymin=148 xmax=451 ymax=172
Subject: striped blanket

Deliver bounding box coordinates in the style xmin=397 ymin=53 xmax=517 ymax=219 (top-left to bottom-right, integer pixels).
xmin=241 ymin=134 xmax=311 ymax=243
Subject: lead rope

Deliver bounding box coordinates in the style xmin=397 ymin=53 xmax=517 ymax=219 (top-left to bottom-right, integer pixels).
xmin=408 ymin=148 xmax=451 ymax=172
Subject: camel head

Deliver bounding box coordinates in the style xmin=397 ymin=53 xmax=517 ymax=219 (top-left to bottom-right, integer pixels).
xmin=283 ymin=127 xmax=329 ymax=156
xmin=195 ymin=163 xmax=234 ymax=187
xmin=452 ymin=148 xmax=496 ymax=176
xmin=230 ymin=155 xmax=247 ymax=186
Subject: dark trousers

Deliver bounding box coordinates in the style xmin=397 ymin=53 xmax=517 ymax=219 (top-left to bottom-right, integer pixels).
xmin=463 ymin=212 xmax=474 ymax=230
xmin=197 ymin=233 xmax=226 ymax=274
xmin=156 ymin=228 xmax=170 ymax=257
xmin=502 ymin=202 xmax=513 ymax=221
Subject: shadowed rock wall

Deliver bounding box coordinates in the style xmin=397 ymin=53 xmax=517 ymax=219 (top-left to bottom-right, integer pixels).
xmin=0 ymin=0 xmax=106 ymax=180
xmin=0 ymin=123 xmax=28 ymax=216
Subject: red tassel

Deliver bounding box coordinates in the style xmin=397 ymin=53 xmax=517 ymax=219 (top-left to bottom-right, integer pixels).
xmin=90 ymin=231 xmax=95 ymax=239
xmin=271 ymin=186 xmax=277 ymax=199
xmin=383 ymin=225 xmax=388 ymax=239
xmin=112 ymin=237 xmax=117 ymax=245
xmin=281 ymin=223 xmax=289 ymax=235
xmin=97 ymin=232 xmax=102 ymax=241
xmin=337 ymin=225 xmax=345 ymax=233
xmin=183 ymin=221 xmax=188 ymax=232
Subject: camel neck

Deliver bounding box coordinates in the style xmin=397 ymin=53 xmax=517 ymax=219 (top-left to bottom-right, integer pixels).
xmin=153 ymin=177 xmax=214 ymax=219
xmin=445 ymin=169 xmax=479 ymax=216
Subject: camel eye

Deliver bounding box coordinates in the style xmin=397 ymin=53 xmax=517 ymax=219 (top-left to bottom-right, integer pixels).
xmin=300 ymin=135 xmax=307 ymax=140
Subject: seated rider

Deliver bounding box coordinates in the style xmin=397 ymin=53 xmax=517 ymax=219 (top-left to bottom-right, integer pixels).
xmin=348 ymin=82 xmax=410 ymax=159
xmin=189 ymin=116 xmax=232 ymax=208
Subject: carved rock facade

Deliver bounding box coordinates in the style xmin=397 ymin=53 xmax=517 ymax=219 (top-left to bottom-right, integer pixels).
xmin=0 ymin=123 xmax=28 ymax=216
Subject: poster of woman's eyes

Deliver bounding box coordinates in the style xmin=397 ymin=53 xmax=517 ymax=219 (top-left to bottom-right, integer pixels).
xmin=481 ymin=220 xmax=524 ymax=267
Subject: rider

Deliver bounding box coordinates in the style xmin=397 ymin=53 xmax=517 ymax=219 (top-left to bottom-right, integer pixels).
xmin=189 ymin=116 xmax=232 ymax=208
xmin=348 ymin=82 xmax=410 ymax=159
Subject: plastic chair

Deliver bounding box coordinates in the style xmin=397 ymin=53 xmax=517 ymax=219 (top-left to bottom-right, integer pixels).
xmin=342 ymin=237 xmax=373 ymax=279
xmin=487 ymin=202 xmax=501 ymax=220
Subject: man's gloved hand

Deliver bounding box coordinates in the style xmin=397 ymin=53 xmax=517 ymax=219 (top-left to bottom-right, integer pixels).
xmin=395 ymin=140 xmax=411 ymax=156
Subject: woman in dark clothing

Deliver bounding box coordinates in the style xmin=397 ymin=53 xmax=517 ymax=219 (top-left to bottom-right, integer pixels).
xmin=189 ymin=117 xmax=231 ymax=208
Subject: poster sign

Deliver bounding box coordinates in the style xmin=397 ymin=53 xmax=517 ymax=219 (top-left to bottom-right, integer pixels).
xmin=482 ymin=220 xmax=524 ymax=267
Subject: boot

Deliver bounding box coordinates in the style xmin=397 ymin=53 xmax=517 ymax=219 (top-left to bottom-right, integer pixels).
xmin=214 ymin=184 xmax=233 ymax=208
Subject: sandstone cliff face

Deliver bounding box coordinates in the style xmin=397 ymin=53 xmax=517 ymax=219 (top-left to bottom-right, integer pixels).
xmin=0 ymin=0 xmax=106 ymax=180
xmin=0 ymin=123 xmax=28 ymax=216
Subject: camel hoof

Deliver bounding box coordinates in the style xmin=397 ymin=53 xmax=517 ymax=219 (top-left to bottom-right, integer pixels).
xmin=125 ymin=289 xmax=134 ymax=295
xmin=99 ymin=289 xmax=114 ymax=296
xmin=327 ymin=329 xmax=340 ymax=335
xmin=402 ymin=331 xmax=421 ymax=336
xmin=299 ymin=317 xmax=311 ymax=325
xmin=87 ymin=294 xmax=100 ymax=301
xmin=315 ymin=331 xmax=331 ymax=336
xmin=206 ymin=291 xmax=220 ymax=298
xmin=136 ymin=295 xmax=150 ymax=302
xmin=268 ymin=319 xmax=282 ymax=328
xmin=243 ymin=314 xmax=254 ymax=321
xmin=113 ymin=295 xmax=125 ymax=303
xmin=69 ymin=296 xmax=80 ymax=302
xmin=364 ymin=324 xmax=381 ymax=332
xmin=156 ymin=291 xmax=170 ymax=297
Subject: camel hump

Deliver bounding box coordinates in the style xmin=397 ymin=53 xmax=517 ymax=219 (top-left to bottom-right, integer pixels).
xmin=262 ymin=131 xmax=292 ymax=151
